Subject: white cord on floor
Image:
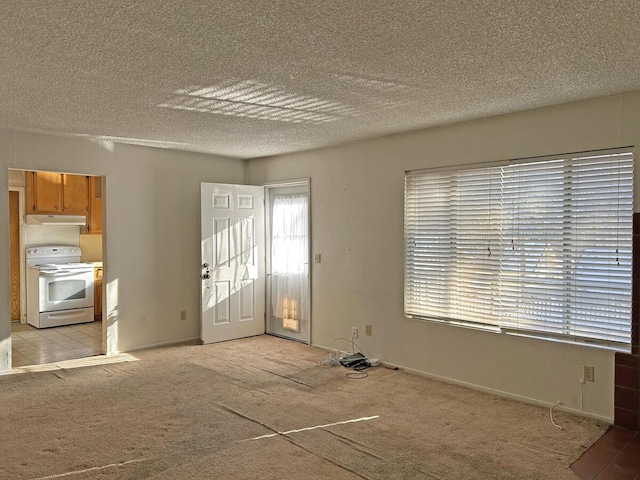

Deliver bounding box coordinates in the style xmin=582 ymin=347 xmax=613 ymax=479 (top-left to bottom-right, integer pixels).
xmin=550 ymin=401 xmax=563 ymax=430
xmin=318 ymin=337 xmax=364 ymax=368
xmin=318 ymin=352 xmax=340 ymax=367
xmin=330 ymin=336 xmax=363 ymax=355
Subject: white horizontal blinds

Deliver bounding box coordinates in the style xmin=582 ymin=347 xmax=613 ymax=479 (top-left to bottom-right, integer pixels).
xmin=405 ymin=172 xmax=454 ymax=318
xmin=405 ymin=166 xmax=502 ymax=324
xmin=566 ymin=153 xmax=633 ymax=344
xmin=450 ymin=167 xmax=502 ymax=325
xmin=404 ymin=149 xmax=633 ymax=348
xmin=499 ymin=159 xmax=569 ymax=334
xmin=500 ymin=152 xmax=633 ymax=344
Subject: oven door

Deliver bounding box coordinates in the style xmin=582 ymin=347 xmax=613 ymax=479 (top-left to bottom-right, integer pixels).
xmin=38 ymin=269 xmax=94 ymax=313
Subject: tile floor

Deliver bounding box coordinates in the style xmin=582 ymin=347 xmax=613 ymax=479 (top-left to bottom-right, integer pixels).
xmin=11 ymin=321 xmax=102 ymax=367
xmin=571 ymin=426 xmax=640 ymax=479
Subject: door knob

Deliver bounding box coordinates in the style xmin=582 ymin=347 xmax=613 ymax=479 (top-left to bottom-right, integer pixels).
xmin=202 ymin=273 xmax=210 ymax=280
xmin=202 ymin=263 xmax=209 ymax=268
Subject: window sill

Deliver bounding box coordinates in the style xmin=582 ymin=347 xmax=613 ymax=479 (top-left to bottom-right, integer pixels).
xmin=406 ymin=314 xmax=630 ymax=353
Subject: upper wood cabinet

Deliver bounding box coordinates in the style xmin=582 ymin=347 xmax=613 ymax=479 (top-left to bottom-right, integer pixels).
xmin=26 ymin=171 xmax=63 ymax=214
xmin=87 ymin=176 xmax=103 ymax=234
xmin=26 ymin=171 xmax=89 ymax=215
xmin=62 ymin=174 xmax=90 ymax=214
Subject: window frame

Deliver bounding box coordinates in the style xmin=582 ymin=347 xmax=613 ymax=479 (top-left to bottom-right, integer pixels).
xmin=404 ymin=147 xmax=634 ymax=351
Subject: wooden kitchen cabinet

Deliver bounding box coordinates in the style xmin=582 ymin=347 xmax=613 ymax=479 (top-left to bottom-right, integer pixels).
xmin=26 ymin=171 xmax=63 ymax=213
xmin=94 ymin=267 xmax=103 ymax=321
xmin=26 ymin=171 xmax=89 ymax=215
xmin=62 ymin=174 xmax=90 ymax=214
xmin=87 ymin=176 xmax=103 ymax=234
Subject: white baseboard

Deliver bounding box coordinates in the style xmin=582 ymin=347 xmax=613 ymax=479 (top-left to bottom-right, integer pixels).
xmin=386 ymin=362 xmax=613 ymax=424
xmin=119 ymin=336 xmax=200 ymax=353
xmin=313 ymin=344 xmax=612 ymax=424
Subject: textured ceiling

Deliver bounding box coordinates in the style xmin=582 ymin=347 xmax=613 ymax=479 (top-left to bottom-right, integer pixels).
xmin=1 ymin=1 xmax=640 ymax=159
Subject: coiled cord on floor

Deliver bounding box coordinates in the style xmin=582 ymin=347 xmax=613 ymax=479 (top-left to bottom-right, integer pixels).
xmin=318 ymin=335 xmax=372 ymax=378
xmin=318 ymin=336 xmax=364 ymax=367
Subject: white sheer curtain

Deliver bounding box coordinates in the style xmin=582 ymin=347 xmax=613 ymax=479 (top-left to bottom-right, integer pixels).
xmin=271 ymin=194 xmax=309 ymax=329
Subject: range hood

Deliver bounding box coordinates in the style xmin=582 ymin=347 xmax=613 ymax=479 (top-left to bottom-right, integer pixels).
xmin=26 ymin=214 xmax=87 ymax=226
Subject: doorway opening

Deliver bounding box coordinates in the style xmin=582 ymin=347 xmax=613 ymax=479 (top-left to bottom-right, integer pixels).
xmin=8 ymin=169 xmax=105 ymax=368
xmin=265 ymin=181 xmax=311 ymax=344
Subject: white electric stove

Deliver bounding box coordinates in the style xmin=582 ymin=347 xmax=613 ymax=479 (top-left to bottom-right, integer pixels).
xmin=26 ymin=246 xmax=95 ymax=328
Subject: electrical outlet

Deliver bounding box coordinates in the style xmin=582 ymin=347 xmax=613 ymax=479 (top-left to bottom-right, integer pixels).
xmin=365 ymin=324 xmax=372 ymax=336
xmin=584 ymin=365 xmax=595 ymax=382
xmin=180 ymin=310 xmax=187 ymax=321
xmin=352 ymin=327 xmax=358 ymax=339
xmin=140 ymin=315 xmax=149 ymax=326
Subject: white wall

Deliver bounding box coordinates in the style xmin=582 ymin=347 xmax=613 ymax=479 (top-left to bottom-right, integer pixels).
xmin=2 ymin=92 xmax=638 ymax=420
xmin=0 ymin=130 xmax=245 ymax=370
xmin=247 ymin=91 xmax=640 ymax=421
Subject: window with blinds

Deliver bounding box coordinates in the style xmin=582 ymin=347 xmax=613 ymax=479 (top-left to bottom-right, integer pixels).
xmin=404 ymin=149 xmax=634 ymax=350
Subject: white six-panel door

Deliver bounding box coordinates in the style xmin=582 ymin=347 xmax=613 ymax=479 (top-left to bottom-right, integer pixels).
xmin=200 ymin=183 xmax=265 ymax=344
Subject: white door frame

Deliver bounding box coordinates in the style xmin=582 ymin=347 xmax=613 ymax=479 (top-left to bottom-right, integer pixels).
xmin=8 ymin=186 xmax=26 ymax=323
xmin=10 ymin=171 xmax=110 ymax=360
xmin=264 ymin=178 xmax=311 ymax=345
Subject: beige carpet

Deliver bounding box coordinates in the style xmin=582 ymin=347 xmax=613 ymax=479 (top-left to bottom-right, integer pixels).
xmin=0 ymin=335 xmax=606 ymax=479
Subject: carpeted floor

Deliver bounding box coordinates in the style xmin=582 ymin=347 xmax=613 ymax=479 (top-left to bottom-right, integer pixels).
xmin=0 ymin=335 xmax=606 ymax=479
